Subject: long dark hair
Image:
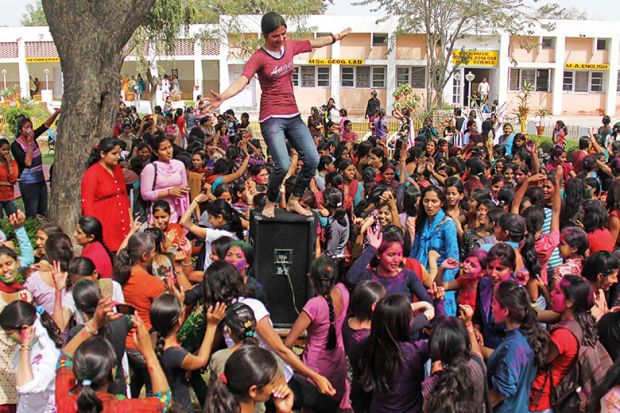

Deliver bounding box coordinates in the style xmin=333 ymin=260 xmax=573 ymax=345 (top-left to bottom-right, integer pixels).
xmin=203 ymin=261 xmax=251 ymax=307
xmin=150 ymin=294 xmax=181 ymax=358
xmin=45 ymin=232 xmax=74 ymax=272
xmin=559 ymin=275 xmax=599 ymax=346
xmin=79 ymin=216 xmax=113 ymax=260
xmin=560 ymin=177 xmax=585 ymax=228
xmin=495 ymin=280 xmax=550 ymax=366
xmin=309 ymin=255 xmax=338 ymax=350
xmin=349 ymin=280 xmax=386 ymax=322
xmin=582 ymin=251 xmax=620 ymax=287
xmin=205 ymin=345 xmax=278 ymax=413
xmin=498 ymin=213 xmax=540 ymax=278
xmin=361 ymin=294 xmax=412 ymax=394
xmin=87 ymin=137 xmax=121 ymax=167
xmin=415 ymin=185 xmax=447 ymax=237
xmin=0 ymin=300 xmax=63 ymax=348
xmin=205 ymin=199 xmax=244 ymax=239
xmin=581 ymin=199 xmax=608 ymax=233
xmin=425 ymin=318 xmax=479 ymax=412
xmin=73 ymin=336 xmax=117 ymax=413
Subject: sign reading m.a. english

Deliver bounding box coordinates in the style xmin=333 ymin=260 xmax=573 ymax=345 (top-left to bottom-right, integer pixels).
xmin=564 ymin=63 xmax=609 ymax=70
xmin=307 ymin=59 xmax=365 ymax=65
xmin=452 ymin=50 xmax=499 ymax=67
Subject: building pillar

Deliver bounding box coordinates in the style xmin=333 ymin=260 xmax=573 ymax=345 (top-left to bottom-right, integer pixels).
xmin=330 ymin=40 xmax=341 ymax=108
xmin=497 ymin=33 xmax=510 ymax=113
xmin=386 ymin=32 xmax=397 ymax=112
xmin=16 ymin=38 xmax=29 ymax=98
xmin=193 ymin=39 xmax=203 ymax=101
xmin=442 ymin=60 xmax=454 ymax=107
xmin=218 ymin=36 xmax=230 ymax=112
xmin=552 ymin=35 xmax=566 ymax=116
xmin=606 ymin=36 xmax=618 ymax=116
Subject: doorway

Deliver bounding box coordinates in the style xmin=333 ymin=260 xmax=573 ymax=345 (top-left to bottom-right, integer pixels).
xmin=462 ymin=67 xmax=494 ymax=108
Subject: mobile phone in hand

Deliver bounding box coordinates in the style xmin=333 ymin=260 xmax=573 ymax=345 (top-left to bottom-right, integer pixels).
xmin=115 ymin=304 xmax=136 ymax=315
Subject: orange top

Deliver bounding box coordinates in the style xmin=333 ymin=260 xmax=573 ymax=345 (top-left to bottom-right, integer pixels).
xmin=122 ymin=267 xmax=165 ymax=349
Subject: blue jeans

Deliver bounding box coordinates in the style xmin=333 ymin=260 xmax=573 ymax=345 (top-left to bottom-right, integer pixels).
xmin=19 ymin=181 xmax=47 ymax=218
xmin=260 ymin=115 xmax=319 ymax=203
xmin=0 ymin=200 xmax=17 ymax=220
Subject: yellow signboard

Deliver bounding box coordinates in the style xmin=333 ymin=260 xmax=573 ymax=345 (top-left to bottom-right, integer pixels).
xmin=26 ymin=57 xmax=60 ymax=63
xmin=307 ymin=59 xmax=364 ymax=65
xmin=452 ymin=50 xmax=499 ymax=67
xmin=565 ymin=63 xmax=609 ymax=70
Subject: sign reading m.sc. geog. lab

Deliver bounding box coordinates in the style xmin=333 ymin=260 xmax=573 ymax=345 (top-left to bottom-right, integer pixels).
xmin=452 ymin=50 xmax=499 ymax=66
xmin=565 ymin=63 xmax=609 ymax=70
xmin=308 ymin=59 xmax=364 ymax=65
xmin=25 ymin=57 xmax=60 ymax=63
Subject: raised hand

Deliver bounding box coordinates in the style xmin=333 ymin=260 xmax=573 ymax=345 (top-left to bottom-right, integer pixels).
xmin=206 ymin=302 xmax=227 ymax=326
xmin=272 ymin=383 xmax=294 ymax=413
xmin=132 ymin=314 xmax=155 ymax=356
xmin=205 ymin=90 xmax=223 ymax=111
xmin=8 ymin=210 xmax=25 ymax=228
xmin=91 ymin=298 xmax=121 ymax=331
xmin=366 ymin=225 xmax=383 ymax=249
xmin=440 ymin=257 xmax=459 ymax=270
xmin=50 ymin=260 xmax=68 ymax=291
xmin=458 ymin=304 xmax=474 ymax=325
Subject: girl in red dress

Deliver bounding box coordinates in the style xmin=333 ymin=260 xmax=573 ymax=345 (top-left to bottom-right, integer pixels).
xmin=81 ymin=138 xmax=131 ymax=252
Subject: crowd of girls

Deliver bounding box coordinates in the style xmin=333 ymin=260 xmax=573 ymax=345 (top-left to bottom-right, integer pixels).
xmin=3 ymin=65 xmax=620 ymax=413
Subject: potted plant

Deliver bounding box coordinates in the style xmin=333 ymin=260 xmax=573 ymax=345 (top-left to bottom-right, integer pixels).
xmin=126 ymin=79 xmax=136 ymax=101
xmin=515 ymin=80 xmax=533 ymax=133
xmin=0 ymin=88 xmax=10 ymax=106
xmin=535 ymin=108 xmax=550 ymax=136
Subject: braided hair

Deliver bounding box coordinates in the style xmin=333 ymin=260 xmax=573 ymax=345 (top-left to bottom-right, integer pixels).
xmin=149 ymin=294 xmax=181 ymax=359
xmin=224 ymin=302 xmax=258 ymax=345
xmin=309 ymin=255 xmax=338 ymax=350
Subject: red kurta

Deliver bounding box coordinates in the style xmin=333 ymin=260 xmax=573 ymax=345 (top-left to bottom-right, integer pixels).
xmin=81 ymin=163 xmax=130 ymax=252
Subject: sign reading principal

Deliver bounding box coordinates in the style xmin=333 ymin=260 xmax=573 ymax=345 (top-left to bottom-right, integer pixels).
xmin=308 ymin=59 xmax=364 ymax=65
xmin=452 ymin=50 xmax=499 ymax=67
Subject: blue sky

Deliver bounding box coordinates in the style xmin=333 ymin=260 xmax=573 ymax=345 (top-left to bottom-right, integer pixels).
xmin=1 ymin=0 xmax=618 ymax=26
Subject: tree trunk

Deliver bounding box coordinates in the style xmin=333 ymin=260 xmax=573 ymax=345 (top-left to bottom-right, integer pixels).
xmin=43 ymin=0 xmax=155 ymax=234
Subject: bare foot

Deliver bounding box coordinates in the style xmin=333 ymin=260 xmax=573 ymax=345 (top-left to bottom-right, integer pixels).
xmin=262 ymin=200 xmax=276 ymax=218
xmin=286 ymin=196 xmax=312 ymax=217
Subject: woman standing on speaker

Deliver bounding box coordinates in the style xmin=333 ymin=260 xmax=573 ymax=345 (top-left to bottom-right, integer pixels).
xmin=206 ymin=12 xmax=351 ymax=218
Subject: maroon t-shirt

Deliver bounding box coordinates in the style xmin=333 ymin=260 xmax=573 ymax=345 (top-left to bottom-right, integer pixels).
xmin=241 ymin=40 xmax=312 ymax=122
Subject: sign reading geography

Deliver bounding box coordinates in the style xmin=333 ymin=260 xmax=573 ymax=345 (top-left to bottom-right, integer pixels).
xmin=308 ymin=59 xmax=364 ymax=65
xmin=452 ymin=50 xmax=499 ymax=66
xmin=565 ymin=63 xmax=609 ymax=70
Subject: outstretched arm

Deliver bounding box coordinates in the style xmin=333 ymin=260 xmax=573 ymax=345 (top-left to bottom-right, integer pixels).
xmin=206 ymin=76 xmax=250 ymax=111
xmin=310 ymin=29 xmax=351 ymax=48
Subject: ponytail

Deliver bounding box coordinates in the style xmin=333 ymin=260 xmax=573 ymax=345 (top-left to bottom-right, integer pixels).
xmin=205 ymin=346 xmax=278 ymax=413
xmin=205 ymin=376 xmax=239 ymax=413
xmin=74 ymin=337 xmax=116 ymax=413
xmin=309 ymin=256 xmax=338 ymax=351
xmin=495 ymin=280 xmax=550 ymax=367
xmin=87 ymin=137 xmax=121 ymax=168
xmin=150 ymin=294 xmax=181 ymax=360
xmin=0 ymin=301 xmax=62 ymax=348
xmin=77 ymin=385 xmax=103 ymax=413
xmin=520 ymin=232 xmax=541 ymax=278
xmin=113 ymin=249 xmax=131 ymax=287
xmin=324 ymin=293 xmax=337 ymax=351
xmin=206 ymin=199 xmax=244 ymax=239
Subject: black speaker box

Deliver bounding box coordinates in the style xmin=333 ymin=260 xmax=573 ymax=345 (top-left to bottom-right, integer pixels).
xmin=249 ymin=208 xmax=316 ymax=327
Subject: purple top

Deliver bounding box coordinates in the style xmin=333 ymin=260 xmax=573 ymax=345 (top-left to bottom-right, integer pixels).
xmin=346 ymin=246 xmax=432 ymax=304
xmin=24 ymin=271 xmax=68 ymax=315
xmin=302 ymin=283 xmax=351 ymax=410
xmin=371 ymin=340 xmax=429 ymax=413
